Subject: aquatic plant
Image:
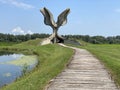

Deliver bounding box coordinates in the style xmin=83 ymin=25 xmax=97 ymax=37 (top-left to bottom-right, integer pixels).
xmin=1 ymin=55 xmax=37 ymax=66
xmin=21 ymin=63 xmax=29 ymax=76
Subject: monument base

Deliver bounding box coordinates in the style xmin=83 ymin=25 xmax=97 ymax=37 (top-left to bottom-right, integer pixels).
xmin=40 ymin=38 xmax=52 ymax=45
xmin=40 ymin=35 xmax=64 ymax=45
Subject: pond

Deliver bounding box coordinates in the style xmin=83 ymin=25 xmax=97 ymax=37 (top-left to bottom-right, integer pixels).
xmin=0 ymin=51 xmax=38 ymax=87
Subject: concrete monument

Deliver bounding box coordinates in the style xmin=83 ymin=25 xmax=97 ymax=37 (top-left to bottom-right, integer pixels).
xmin=40 ymin=7 xmax=70 ymax=45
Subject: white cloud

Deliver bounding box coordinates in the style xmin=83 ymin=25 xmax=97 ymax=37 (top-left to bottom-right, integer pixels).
xmin=12 ymin=26 xmax=34 ymax=35
xmin=115 ymin=9 xmax=120 ymax=13
xmin=12 ymin=27 xmax=25 ymax=35
xmin=27 ymin=30 xmax=33 ymax=35
xmin=0 ymin=0 xmax=35 ymax=9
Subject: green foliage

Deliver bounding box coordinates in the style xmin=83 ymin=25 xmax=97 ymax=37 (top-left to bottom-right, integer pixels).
xmin=64 ymin=35 xmax=120 ymax=44
xmin=83 ymin=44 xmax=120 ymax=87
xmin=0 ymin=33 xmax=49 ymax=43
xmin=1 ymin=39 xmax=73 ymax=90
xmin=21 ymin=63 xmax=29 ymax=76
xmin=1 ymin=33 xmax=120 ymax=44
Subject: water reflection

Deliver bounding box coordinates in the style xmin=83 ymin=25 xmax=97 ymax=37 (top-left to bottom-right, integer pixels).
xmin=0 ymin=51 xmax=37 ymax=87
xmin=0 ymin=64 xmax=21 ymax=87
xmin=0 ymin=53 xmax=23 ymax=63
xmin=0 ymin=51 xmax=14 ymax=56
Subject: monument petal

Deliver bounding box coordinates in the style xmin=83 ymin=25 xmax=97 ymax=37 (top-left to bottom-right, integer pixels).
xmin=40 ymin=7 xmax=56 ymax=28
xmin=57 ymin=8 xmax=70 ymax=28
xmin=40 ymin=7 xmax=70 ymax=45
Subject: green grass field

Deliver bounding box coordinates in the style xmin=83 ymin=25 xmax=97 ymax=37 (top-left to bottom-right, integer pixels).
xmin=1 ymin=39 xmax=120 ymax=89
xmin=0 ymin=42 xmax=19 ymax=46
xmin=83 ymin=44 xmax=120 ymax=87
xmin=0 ymin=39 xmax=73 ymax=90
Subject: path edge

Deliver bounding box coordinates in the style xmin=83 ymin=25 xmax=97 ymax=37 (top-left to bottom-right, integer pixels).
xmin=44 ymin=44 xmax=75 ymax=90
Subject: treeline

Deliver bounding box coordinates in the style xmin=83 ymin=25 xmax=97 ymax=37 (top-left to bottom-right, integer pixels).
xmin=0 ymin=33 xmax=49 ymax=42
xmin=64 ymin=35 xmax=120 ymax=44
xmin=0 ymin=33 xmax=120 ymax=44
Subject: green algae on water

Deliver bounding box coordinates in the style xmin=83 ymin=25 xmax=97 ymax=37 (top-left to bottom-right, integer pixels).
xmin=1 ymin=55 xmax=37 ymax=66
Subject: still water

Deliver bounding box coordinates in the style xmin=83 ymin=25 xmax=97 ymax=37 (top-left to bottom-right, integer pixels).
xmin=0 ymin=51 xmax=38 ymax=87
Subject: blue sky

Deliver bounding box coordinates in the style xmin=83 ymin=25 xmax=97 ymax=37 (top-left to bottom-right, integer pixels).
xmin=0 ymin=0 xmax=120 ymax=36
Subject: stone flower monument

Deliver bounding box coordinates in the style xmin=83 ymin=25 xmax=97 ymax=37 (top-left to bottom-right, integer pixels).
xmin=40 ymin=7 xmax=70 ymax=45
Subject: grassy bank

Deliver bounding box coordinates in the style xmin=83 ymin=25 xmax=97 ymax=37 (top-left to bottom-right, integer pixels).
xmin=0 ymin=42 xmax=19 ymax=46
xmin=83 ymin=44 xmax=120 ymax=87
xmin=0 ymin=39 xmax=73 ymax=90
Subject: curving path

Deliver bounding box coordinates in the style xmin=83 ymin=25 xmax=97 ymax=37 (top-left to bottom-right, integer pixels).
xmin=45 ymin=44 xmax=119 ymax=90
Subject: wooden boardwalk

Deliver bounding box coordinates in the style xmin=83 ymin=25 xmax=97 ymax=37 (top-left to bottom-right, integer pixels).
xmin=45 ymin=44 xmax=119 ymax=90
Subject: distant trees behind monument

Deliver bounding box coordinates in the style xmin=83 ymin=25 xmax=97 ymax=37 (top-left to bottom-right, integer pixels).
xmin=64 ymin=35 xmax=120 ymax=44
xmin=0 ymin=33 xmax=49 ymax=42
xmin=0 ymin=33 xmax=120 ymax=44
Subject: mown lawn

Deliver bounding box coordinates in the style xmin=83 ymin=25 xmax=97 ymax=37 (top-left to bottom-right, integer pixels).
xmin=0 ymin=39 xmax=73 ymax=90
xmin=83 ymin=44 xmax=120 ymax=87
